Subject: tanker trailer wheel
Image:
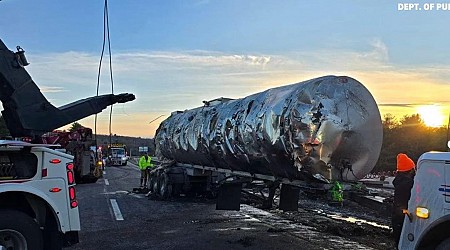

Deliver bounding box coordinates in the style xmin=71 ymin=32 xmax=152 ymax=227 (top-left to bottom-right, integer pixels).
xmin=158 ymin=173 xmax=172 ymax=199
xmin=149 ymin=173 xmax=158 ymax=193
xmin=0 ymin=209 xmax=43 ymax=250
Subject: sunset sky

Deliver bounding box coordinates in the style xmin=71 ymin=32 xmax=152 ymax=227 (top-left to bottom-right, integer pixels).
xmin=1 ymin=1 xmax=450 ymax=137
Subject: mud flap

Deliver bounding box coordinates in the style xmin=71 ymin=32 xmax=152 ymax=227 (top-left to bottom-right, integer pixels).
xmin=216 ymin=182 xmax=242 ymax=211
xmin=279 ymin=184 xmax=299 ymax=211
xmin=63 ymin=231 xmax=79 ymax=247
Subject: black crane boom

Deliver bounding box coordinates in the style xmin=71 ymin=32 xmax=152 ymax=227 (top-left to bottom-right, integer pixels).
xmin=0 ymin=39 xmax=135 ymax=138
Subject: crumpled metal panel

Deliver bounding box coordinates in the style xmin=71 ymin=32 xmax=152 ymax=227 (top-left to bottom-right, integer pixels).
xmin=155 ymin=76 xmax=383 ymax=182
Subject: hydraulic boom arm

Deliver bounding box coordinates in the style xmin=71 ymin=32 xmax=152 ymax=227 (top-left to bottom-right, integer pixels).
xmin=0 ymin=39 xmax=135 ymax=138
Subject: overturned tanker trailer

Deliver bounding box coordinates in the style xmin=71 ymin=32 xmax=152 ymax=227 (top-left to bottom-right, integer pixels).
xmin=151 ymin=75 xmax=383 ymax=210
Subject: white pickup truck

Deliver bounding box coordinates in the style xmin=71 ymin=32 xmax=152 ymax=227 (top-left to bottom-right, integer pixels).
xmin=108 ymin=147 xmax=128 ymax=166
xmin=0 ymin=140 xmax=80 ymax=250
xmin=399 ymin=152 xmax=450 ymax=250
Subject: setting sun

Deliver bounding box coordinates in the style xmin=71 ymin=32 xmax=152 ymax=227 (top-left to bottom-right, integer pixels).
xmin=417 ymin=105 xmax=447 ymax=127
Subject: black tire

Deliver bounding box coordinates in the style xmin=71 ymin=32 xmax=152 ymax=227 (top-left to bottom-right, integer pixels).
xmin=148 ymin=174 xmax=156 ymax=193
xmin=436 ymin=237 xmax=450 ymax=250
xmin=158 ymin=173 xmax=172 ymax=199
xmin=0 ymin=209 xmax=43 ymax=250
xmin=74 ymin=171 xmax=82 ymax=184
xmin=151 ymin=174 xmax=159 ymax=194
xmin=80 ymin=174 xmax=99 ymax=184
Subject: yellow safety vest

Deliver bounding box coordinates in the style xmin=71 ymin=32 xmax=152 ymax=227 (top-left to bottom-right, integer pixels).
xmin=138 ymin=156 xmax=153 ymax=170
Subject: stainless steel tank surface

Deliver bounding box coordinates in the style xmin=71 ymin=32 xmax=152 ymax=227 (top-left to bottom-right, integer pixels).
xmin=155 ymin=75 xmax=383 ymax=182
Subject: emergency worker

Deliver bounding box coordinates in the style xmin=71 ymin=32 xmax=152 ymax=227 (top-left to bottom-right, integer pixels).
xmin=138 ymin=152 xmax=154 ymax=188
xmin=392 ymin=153 xmax=415 ymax=248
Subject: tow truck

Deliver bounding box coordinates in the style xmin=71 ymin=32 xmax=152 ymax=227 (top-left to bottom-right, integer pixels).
xmin=41 ymin=126 xmax=103 ymax=183
xmin=0 ymin=38 xmax=135 ymax=249
xmin=0 ymin=140 xmax=80 ymax=249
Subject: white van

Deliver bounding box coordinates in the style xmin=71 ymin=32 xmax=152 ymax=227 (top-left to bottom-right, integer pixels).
xmin=398 ymin=152 xmax=450 ymax=249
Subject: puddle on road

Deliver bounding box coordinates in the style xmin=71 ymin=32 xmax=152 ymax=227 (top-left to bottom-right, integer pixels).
xmin=100 ymin=190 xmax=146 ymax=199
xmin=240 ymin=205 xmax=372 ymax=250
xmin=162 ymin=229 xmax=180 ymax=234
xmin=314 ymin=209 xmax=390 ymax=229
xmin=183 ymin=220 xmax=200 ymax=224
xmin=212 ymin=227 xmax=256 ymax=232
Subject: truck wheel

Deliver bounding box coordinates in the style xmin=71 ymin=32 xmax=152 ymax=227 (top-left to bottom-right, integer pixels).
xmin=150 ymin=174 xmax=159 ymax=194
xmin=74 ymin=171 xmax=82 ymax=184
xmin=159 ymin=173 xmax=172 ymax=199
xmin=436 ymin=237 xmax=450 ymax=250
xmin=0 ymin=209 xmax=43 ymax=250
xmin=81 ymin=174 xmax=99 ymax=184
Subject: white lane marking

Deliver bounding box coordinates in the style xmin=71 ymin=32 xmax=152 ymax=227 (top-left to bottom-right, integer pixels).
xmin=110 ymin=199 xmax=124 ymax=221
xmin=104 ymin=179 xmax=110 ymax=185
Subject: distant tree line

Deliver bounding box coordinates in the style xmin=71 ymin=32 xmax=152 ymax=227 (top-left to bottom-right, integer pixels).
xmin=373 ymin=113 xmax=448 ymax=173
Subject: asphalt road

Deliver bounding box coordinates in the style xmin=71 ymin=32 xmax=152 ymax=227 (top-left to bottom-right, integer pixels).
xmin=68 ymin=162 xmax=374 ymax=250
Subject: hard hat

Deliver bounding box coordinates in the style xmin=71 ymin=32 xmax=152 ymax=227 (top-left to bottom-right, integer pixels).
xmin=396 ymin=153 xmax=415 ymax=172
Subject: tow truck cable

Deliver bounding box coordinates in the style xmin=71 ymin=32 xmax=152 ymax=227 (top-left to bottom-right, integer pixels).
xmin=95 ymin=0 xmax=115 ymax=157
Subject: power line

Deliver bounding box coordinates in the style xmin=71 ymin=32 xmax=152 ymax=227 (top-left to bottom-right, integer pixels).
xmin=149 ymin=115 xmax=165 ymax=124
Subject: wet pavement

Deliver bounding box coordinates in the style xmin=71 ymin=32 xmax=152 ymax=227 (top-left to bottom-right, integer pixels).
xmin=69 ymin=162 xmax=395 ymax=250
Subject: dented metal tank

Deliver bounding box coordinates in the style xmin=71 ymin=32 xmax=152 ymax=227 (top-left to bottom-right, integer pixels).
xmin=155 ymin=75 xmax=383 ymax=182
